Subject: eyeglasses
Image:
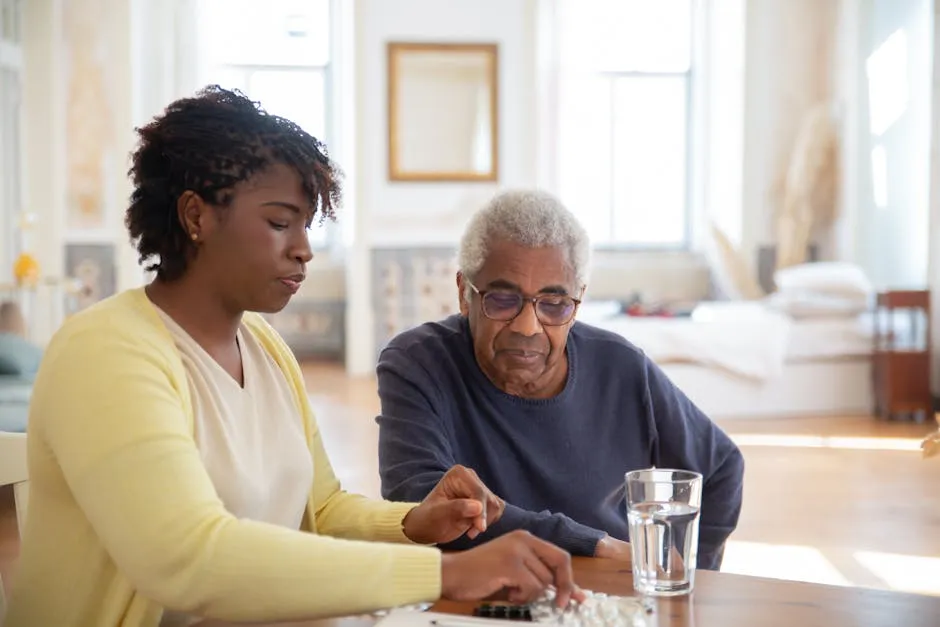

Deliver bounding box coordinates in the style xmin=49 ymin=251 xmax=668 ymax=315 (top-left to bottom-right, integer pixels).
xmin=467 ymin=281 xmax=582 ymax=326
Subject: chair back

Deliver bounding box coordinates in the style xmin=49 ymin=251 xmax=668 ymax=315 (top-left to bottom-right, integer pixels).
xmin=0 ymin=431 xmax=28 ymax=623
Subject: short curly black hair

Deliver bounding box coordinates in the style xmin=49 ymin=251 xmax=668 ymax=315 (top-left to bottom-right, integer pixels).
xmin=125 ymin=85 xmax=341 ymax=281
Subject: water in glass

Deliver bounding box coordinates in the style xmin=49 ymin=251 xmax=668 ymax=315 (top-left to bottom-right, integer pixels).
xmin=625 ymin=468 xmax=702 ymax=597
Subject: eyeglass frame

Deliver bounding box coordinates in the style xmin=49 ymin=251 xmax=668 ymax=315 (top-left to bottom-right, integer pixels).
xmin=465 ymin=280 xmax=584 ymax=326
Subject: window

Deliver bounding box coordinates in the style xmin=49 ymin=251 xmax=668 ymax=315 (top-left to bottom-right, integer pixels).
xmin=0 ymin=0 xmax=23 ymax=276
xmin=1 ymin=0 xmax=21 ymax=45
xmin=199 ymin=0 xmax=334 ymax=248
xmin=555 ymin=0 xmax=694 ymax=248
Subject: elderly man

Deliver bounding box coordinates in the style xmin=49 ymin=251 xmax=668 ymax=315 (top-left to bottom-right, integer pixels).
xmin=376 ymin=190 xmax=744 ymax=570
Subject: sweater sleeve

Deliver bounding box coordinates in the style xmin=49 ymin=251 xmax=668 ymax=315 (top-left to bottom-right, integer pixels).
xmin=36 ymin=325 xmax=441 ymax=622
xmin=376 ymin=347 xmax=606 ymax=557
xmin=643 ymin=356 xmax=745 ymax=571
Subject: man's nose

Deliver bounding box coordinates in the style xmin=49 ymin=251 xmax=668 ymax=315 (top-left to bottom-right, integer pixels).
xmin=508 ymin=300 xmax=543 ymax=337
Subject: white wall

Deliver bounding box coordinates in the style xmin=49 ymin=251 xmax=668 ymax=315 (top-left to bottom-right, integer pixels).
xmin=852 ymin=0 xmax=934 ymax=289
xmin=21 ymin=0 xmax=66 ymax=343
xmin=358 ymin=0 xmax=534 ymax=248
xmin=925 ymin=0 xmax=940 ymax=393
xmin=704 ymin=0 xmax=746 ymax=246
xmin=343 ymin=0 xmax=535 ymax=374
xmin=18 ymin=0 xmax=224 ymax=343
xmin=741 ymin=0 xmax=838 ymax=275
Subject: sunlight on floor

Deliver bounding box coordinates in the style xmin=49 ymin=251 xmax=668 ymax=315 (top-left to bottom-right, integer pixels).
xmin=731 ymin=434 xmax=923 ymax=452
xmin=853 ymin=550 xmax=940 ymax=596
xmin=722 ymin=541 xmax=853 ymax=587
xmin=722 ymin=541 xmax=940 ymax=596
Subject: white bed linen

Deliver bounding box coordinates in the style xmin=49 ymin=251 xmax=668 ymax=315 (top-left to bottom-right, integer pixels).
xmin=786 ymin=315 xmax=873 ymax=361
xmin=576 ymin=299 xmax=900 ymax=381
xmin=578 ymin=301 xmax=792 ymax=381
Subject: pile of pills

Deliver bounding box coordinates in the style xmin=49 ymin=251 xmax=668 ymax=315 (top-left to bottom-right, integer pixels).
xmin=527 ymin=588 xmax=656 ymax=626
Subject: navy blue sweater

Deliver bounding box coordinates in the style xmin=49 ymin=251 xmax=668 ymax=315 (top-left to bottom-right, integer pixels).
xmin=376 ymin=315 xmax=744 ymax=570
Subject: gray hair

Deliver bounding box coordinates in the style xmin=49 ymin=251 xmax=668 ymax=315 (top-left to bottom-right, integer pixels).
xmin=457 ymin=189 xmax=591 ymax=301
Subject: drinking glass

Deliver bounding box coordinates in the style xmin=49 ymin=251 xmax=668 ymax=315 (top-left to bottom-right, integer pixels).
xmin=625 ymin=468 xmax=703 ymax=597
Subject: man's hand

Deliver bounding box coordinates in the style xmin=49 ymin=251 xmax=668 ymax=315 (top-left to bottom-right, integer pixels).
xmin=401 ymin=465 xmax=505 ymax=545
xmin=440 ymin=530 xmax=585 ymax=607
xmin=594 ymin=535 xmax=633 ymax=564
xmin=597 ymin=535 xmax=688 ymax=575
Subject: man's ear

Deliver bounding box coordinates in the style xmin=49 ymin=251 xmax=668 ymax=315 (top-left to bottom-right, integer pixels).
xmin=572 ymin=284 xmax=588 ymax=323
xmin=456 ymin=272 xmax=470 ymax=317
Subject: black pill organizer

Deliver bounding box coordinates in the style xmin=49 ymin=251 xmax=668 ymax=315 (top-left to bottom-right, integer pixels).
xmin=472 ymin=602 xmax=533 ymax=622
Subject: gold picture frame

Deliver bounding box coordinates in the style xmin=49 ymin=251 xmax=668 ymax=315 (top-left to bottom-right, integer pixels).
xmin=387 ymin=42 xmax=499 ymax=182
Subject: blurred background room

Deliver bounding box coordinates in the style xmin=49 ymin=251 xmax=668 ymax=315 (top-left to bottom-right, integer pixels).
xmin=1 ymin=0 xmax=939 ymax=605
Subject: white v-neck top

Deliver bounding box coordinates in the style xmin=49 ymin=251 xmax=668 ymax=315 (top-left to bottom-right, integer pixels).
xmin=156 ymin=310 xmax=314 ymax=626
xmin=156 ymin=309 xmax=313 ymax=525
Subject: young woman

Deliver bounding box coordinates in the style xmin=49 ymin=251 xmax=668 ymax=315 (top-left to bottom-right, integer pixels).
xmin=3 ymin=87 xmax=580 ymax=627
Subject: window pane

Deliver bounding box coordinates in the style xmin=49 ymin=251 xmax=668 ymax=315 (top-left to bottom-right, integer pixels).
xmin=559 ymin=0 xmax=692 ymax=73
xmin=611 ymin=76 xmax=688 ymax=246
xmin=1 ymin=0 xmax=12 ymax=43
xmin=556 ymin=75 xmax=613 ymax=245
xmin=210 ymin=67 xmax=249 ymax=94
xmin=247 ymin=69 xmax=327 ymax=141
xmin=11 ymin=0 xmax=20 ymax=44
xmin=1 ymin=67 xmax=20 ymax=271
xmin=202 ymin=0 xmax=330 ymax=67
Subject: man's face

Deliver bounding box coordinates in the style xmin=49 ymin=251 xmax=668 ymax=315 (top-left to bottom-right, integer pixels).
xmin=458 ymin=238 xmax=581 ymax=398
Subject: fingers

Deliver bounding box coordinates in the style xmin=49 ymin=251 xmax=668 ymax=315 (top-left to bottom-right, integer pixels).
xmin=446 ymin=466 xmax=494 ymax=533
xmin=522 ymin=550 xmax=555 ymax=589
xmin=452 ymin=498 xmax=483 ymax=518
xmin=505 ymin=565 xmax=546 ymax=605
xmin=462 ymin=468 xmax=504 ymax=530
xmin=486 ymin=491 xmax=505 ymax=525
xmin=441 ymin=499 xmax=482 ymax=540
xmin=520 ymin=533 xmax=580 ymax=608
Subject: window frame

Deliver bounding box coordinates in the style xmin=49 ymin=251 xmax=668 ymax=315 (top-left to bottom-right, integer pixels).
xmin=0 ymin=0 xmax=23 ymax=278
xmin=552 ymin=0 xmax=699 ymax=252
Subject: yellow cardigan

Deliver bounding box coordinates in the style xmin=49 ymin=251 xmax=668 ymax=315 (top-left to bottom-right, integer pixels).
xmin=5 ymin=288 xmax=441 ymax=627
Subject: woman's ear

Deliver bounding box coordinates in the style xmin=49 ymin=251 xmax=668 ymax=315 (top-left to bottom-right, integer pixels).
xmin=176 ymin=189 xmax=220 ymax=242
xmin=177 ymin=190 xmax=207 ymax=240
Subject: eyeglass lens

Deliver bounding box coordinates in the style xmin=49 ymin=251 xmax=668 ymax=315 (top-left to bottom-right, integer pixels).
xmin=482 ymin=292 xmax=576 ymax=325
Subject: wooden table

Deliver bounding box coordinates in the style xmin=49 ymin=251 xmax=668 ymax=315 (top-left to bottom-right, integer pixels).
xmin=197 ymin=557 xmax=940 ymax=627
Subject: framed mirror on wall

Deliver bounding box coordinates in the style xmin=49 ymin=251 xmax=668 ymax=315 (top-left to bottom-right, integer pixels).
xmin=387 ymin=42 xmax=499 ymax=182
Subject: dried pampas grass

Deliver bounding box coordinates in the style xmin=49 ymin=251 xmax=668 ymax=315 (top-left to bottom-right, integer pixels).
xmin=775 ymin=102 xmax=840 ymax=270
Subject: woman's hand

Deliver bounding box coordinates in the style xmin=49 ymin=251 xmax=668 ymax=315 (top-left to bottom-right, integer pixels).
xmin=440 ymin=530 xmax=584 ymax=607
xmin=402 ymin=465 xmax=505 ymax=545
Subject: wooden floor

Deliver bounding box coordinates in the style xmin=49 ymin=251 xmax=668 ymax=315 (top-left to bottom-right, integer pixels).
xmin=2 ymin=362 xmax=939 ymax=599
